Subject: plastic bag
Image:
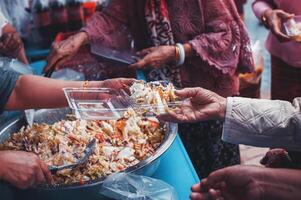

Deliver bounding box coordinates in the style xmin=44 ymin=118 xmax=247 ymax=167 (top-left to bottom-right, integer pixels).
xmin=100 ymin=173 xmax=178 ymax=200
xmin=51 ymin=68 xmax=85 ymax=81
xmin=0 ymin=57 xmax=33 ymax=75
xmin=239 ymin=40 xmax=264 ymax=98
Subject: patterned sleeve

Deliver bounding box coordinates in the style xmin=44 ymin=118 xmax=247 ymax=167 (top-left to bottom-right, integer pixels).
xmin=81 ymin=0 xmax=129 ymax=45
xmin=252 ymin=0 xmax=276 ymax=19
xmin=0 ymin=68 xmax=20 ymax=114
xmin=189 ymin=0 xmax=254 ymax=75
xmin=222 ymin=97 xmax=301 ymax=151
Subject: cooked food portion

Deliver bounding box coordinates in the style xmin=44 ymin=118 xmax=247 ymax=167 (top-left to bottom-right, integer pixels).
xmin=129 ymin=81 xmax=179 ymax=115
xmin=130 ymin=81 xmax=178 ymax=105
xmin=286 ymin=19 xmax=301 ymax=36
xmin=0 ymin=110 xmax=165 ymax=185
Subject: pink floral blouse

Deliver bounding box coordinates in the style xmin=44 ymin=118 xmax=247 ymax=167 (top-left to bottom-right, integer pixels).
xmin=82 ymin=0 xmax=254 ymax=97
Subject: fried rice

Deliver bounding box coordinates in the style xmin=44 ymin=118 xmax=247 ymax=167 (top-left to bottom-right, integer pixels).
xmin=0 ymin=109 xmax=165 ymax=185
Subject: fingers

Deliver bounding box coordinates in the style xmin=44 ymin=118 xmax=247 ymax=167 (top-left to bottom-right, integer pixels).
xmin=209 ymin=189 xmax=223 ymax=199
xmin=175 ymin=88 xmax=203 ymax=99
xmin=39 ymin=160 xmax=54 ymax=185
xmin=271 ymin=23 xmax=291 ymax=42
xmin=205 ymin=168 xmax=229 ymax=188
xmin=278 ymin=10 xmax=294 ymax=20
xmin=34 ymin=165 xmax=46 ymax=186
xmin=130 ymin=59 xmax=149 ymax=69
xmin=190 ymin=192 xmax=213 ymax=200
xmin=118 ymin=78 xmax=136 ymax=86
xmin=158 ymin=111 xmax=185 ymax=123
xmin=191 ymin=183 xmax=202 ymax=192
xmin=137 ymin=47 xmax=155 ymax=57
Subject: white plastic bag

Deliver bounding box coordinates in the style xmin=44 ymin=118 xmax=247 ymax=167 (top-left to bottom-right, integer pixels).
xmin=100 ymin=173 xmax=178 ymax=200
xmin=51 ymin=68 xmax=85 ymax=81
xmin=0 ymin=57 xmax=33 ymax=75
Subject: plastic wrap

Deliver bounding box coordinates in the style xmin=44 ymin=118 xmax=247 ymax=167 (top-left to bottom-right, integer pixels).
xmin=51 ymin=68 xmax=85 ymax=81
xmin=0 ymin=57 xmax=33 ymax=75
xmin=239 ymin=40 xmax=264 ymax=98
xmin=100 ymin=173 xmax=178 ymax=200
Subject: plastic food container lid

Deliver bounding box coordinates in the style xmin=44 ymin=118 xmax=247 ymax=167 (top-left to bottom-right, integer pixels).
xmin=63 ymin=88 xmax=132 ymax=120
xmin=284 ymin=16 xmax=301 ymax=41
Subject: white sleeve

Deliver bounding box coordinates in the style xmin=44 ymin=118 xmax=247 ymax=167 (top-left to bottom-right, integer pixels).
xmin=0 ymin=11 xmax=8 ymax=37
xmin=222 ymin=97 xmax=301 ymax=151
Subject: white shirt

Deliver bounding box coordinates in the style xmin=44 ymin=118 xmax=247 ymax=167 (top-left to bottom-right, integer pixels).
xmin=222 ymin=97 xmax=301 ymax=151
xmin=0 ymin=11 xmax=8 ymax=37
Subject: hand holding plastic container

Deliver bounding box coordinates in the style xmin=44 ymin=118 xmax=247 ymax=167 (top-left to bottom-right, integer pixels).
xmin=284 ymin=16 xmax=301 ymax=42
xmin=64 ymin=81 xmax=185 ymax=120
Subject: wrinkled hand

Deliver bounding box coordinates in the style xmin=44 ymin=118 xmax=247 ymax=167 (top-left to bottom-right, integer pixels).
xmin=0 ymin=151 xmax=53 ymax=189
xmin=0 ymin=32 xmax=23 ymax=57
xmin=130 ymin=46 xmax=176 ymax=69
xmin=45 ymin=32 xmax=88 ymax=74
xmin=159 ymin=87 xmax=226 ymax=123
xmin=99 ymin=78 xmax=136 ymax=90
xmin=263 ymin=9 xmax=294 ymax=42
xmin=190 ymin=165 xmax=265 ymax=200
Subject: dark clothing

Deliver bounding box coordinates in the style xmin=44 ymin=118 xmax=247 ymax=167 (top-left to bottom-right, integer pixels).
xmin=0 ymin=68 xmax=20 ymax=114
xmin=271 ymin=56 xmax=301 ymax=102
xmin=179 ymin=121 xmax=240 ymax=178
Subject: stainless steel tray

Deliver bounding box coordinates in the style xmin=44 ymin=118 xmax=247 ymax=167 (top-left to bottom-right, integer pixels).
xmin=0 ymin=109 xmax=177 ymax=200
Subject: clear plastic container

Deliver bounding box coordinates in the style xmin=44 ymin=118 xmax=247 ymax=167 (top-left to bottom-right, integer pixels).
xmin=129 ymin=80 xmax=184 ymax=117
xmin=63 ymin=88 xmax=132 ymax=120
xmin=284 ymin=16 xmax=301 ymax=42
xmin=64 ymin=81 xmax=184 ymax=120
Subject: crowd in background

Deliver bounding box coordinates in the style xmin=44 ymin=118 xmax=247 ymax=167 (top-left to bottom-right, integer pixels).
xmin=0 ymin=0 xmax=301 ymax=200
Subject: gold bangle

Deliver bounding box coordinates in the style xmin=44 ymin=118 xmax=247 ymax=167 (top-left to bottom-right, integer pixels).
xmin=83 ymin=80 xmax=89 ymax=89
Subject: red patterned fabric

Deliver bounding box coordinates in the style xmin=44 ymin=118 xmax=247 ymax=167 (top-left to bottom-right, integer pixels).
xmin=82 ymin=0 xmax=254 ymax=97
xmin=144 ymin=0 xmax=181 ymax=86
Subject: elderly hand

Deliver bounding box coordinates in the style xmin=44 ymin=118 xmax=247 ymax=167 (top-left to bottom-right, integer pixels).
xmin=0 ymin=32 xmax=23 ymax=57
xmin=0 ymin=151 xmax=53 ymax=189
xmin=190 ymin=165 xmax=265 ymax=200
xmin=130 ymin=45 xmax=176 ymax=69
xmin=44 ymin=32 xmax=88 ymax=74
xmin=159 ymin=87 xmax=226 ymax=123
xmin=263 ymin=9 xmax=294 ymax=42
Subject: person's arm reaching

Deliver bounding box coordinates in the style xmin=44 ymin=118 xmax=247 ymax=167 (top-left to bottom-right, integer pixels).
xmin=0 ymin=18 xmax=29 ymax=64
xmin=252 ymin=0 xmax=275 ymax=19
xmin=5 ymin=75 xmax=134 ymax=111
xmin=191 ymin=165 xmax=301 ymax=200
xmin=252 ymin=0 xmax=294 ymax=42
xmin=158 ymin=87 xmax=301 ymax=151
xmin=222 ymin=97 xmax=301 ymax=151
xmin=45 ymin=0 xmax=129 ymax=72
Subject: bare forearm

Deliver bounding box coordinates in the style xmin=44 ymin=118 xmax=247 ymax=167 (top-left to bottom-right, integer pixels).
xmin=5 ymin=75 xmax=100 ymax=110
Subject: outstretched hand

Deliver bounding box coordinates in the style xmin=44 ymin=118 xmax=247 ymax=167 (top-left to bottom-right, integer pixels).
xmin=190 ymin=165 xmax=265 ymax=200
xmin=159 ymin=87 xmax=227 ymax=123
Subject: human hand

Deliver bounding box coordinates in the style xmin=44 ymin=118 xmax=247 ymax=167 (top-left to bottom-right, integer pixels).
xmin=44 ymin=32 xmax=88 ymax=74
xmin=98 ymin=78 xmax=136 ymax=90
xmin=190 ymin=165 xmax=265 ymax=200
xmin=0 ymin=32 xmax=23 ymax=57
xmin=158 ymin=87 xmax=226 ymax=123
xmin=263 ymin=9 xmax=294 ymax=42
xmin=130 ymin=45 xmax=176 ymax=69
xmin=0 ymin=151 xmax=53 ymax=189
